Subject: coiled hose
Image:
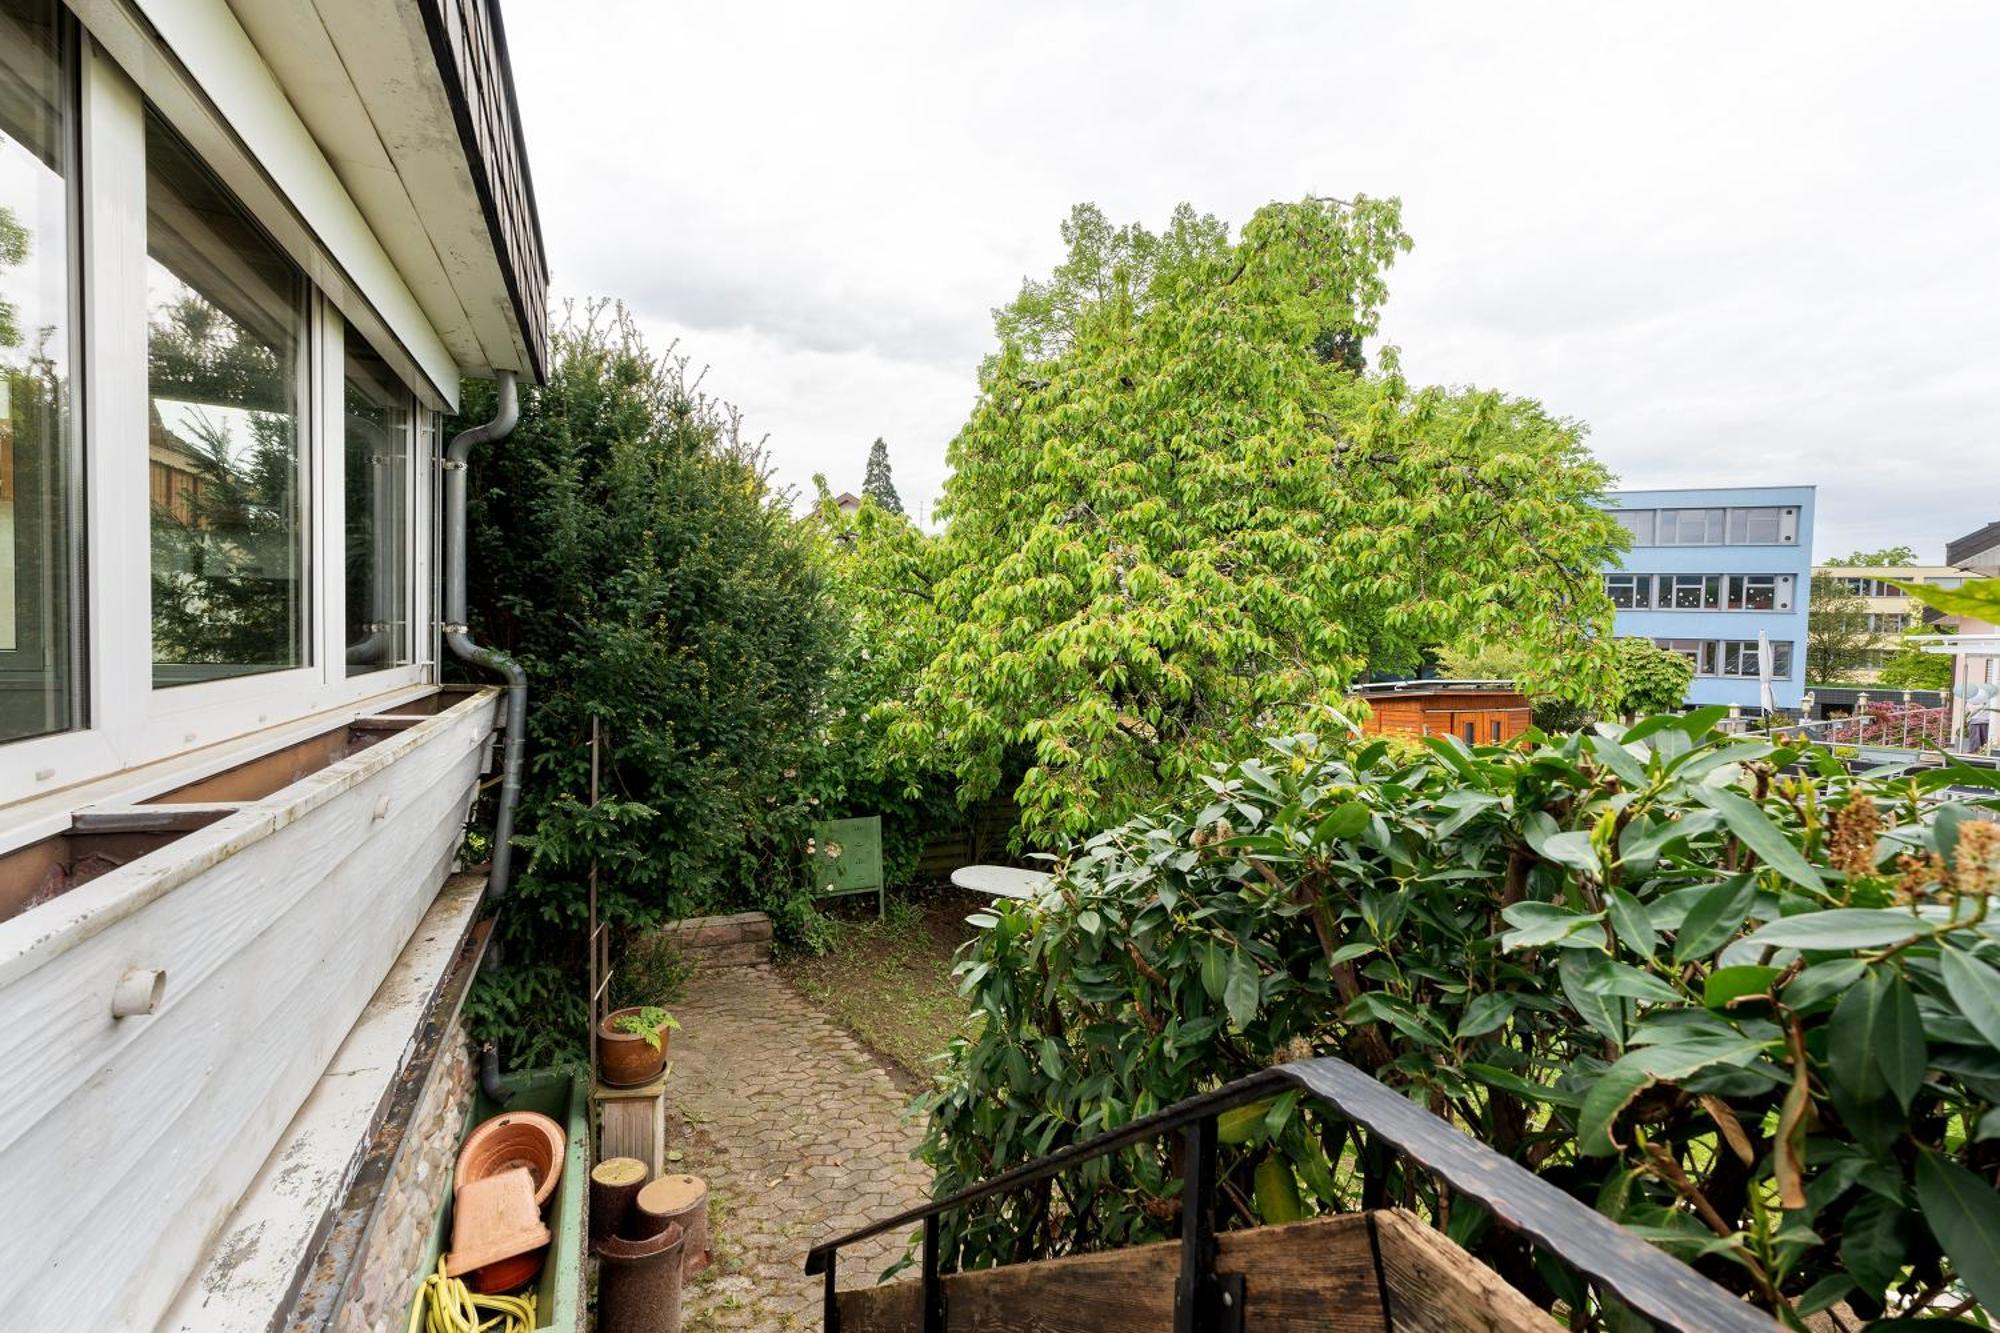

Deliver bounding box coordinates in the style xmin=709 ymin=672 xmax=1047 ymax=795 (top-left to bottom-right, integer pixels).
xmin=405 ymin=1256 xmax=537 ymax=1333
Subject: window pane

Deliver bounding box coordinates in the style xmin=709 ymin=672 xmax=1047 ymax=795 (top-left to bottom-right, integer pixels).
xmin=1738 ymin=508 xmax=1779 ymax=544
xmin=1612 ymin=509 xmax=1654 ymax=545
xmin=0 ymin=0 xmax=76 ymax=744
xmin=344 ymin=328 xmax=408 ymax=675
xmin=1743 ymin=576 xmax=1775 ymax=611
xmin=1771 ymin=642 xmax=1792 ymax=678
xmin=147 ymin=110 xmax=307 ymax=686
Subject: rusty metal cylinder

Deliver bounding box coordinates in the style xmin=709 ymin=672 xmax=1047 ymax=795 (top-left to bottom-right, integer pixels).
xmin=589 ymin=1157 xmax=648 ymax=1247
xmin=596 ymin=1221 xmax=685 ymax=1333
xmin=628 ymin=1174 xmax=710 ymax=1277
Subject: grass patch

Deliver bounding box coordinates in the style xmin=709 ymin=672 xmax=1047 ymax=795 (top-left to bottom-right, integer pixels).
xmin=778 ymin=888 xmax=983 ymax=1088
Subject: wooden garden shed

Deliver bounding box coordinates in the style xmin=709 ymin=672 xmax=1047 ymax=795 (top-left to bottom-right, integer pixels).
xmin=1351 ymin=679 xmax=1534 ymax=746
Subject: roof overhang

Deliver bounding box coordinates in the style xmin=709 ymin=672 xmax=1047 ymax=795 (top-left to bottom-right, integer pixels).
xmin=226 ymin=0 xmax=548 ymax=383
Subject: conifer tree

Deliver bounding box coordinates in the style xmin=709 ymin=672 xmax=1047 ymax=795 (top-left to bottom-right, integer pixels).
xmin=861 ymin=436 xmax=902 ymax=514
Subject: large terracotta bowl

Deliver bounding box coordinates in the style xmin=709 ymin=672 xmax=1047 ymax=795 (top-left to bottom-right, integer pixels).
xmin=456 ymin=1110 xmax=566 ymax=1208
xmin=598 ymin=1006 xmax=670 ymax=1087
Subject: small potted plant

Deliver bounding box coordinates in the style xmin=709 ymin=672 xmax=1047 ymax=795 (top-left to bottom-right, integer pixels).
xmin=598 ymin=1005 xmax=680 ymax=1087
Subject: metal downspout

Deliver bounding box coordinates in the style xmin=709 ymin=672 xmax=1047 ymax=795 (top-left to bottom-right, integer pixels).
xmin=444 ymin=371 xmax=527 ymax=899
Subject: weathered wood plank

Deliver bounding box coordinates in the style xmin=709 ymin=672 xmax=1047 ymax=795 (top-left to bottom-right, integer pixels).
xmin=0 ymin=693 xmax=495 ymax=1331
xmin=1280 ymin=1062 xmax=1778 ymax=1333
xmin=69 ymin=803 xmax=247 ymax=834
xmin=1372 ymin=1210 xmax=1559 ymax=1333
xmin=835 ymin=1213 xmax=1389 ymax=1332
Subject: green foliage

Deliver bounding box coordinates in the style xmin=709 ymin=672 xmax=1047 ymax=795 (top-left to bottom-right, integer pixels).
xmin=1809 ymin=574 xmax=1875 ymax=685
xmin=882 ymin=197 xmax=1624 ymax=843
xmin=460 ymin=304 xmax=847 ymax=1065
xmin=611 ymin=1005 xmax=681 ymax=1051
xmin=1876 ymin=628 xmax=1956 ymax=691
xmin=862 ymin=437 xmax=903 ymax=515
xmin=610 ymin=929 xmax=693 ymax=1010
xmin=1611 ymin=636 xmax=1695 ymax=717
xmin=920 ymin=716 xmax=2000 ymax=1322
xmin=0 ymin=205 xmax=29 ymax=349
xmin=1900 ymin=577 xmax=2000 ymax=627
xmin=1828 ymin=547 xmax=1920 ymax=568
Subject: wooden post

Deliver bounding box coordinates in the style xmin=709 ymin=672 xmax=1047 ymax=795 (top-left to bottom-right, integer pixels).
xmin=589 ymin=1157 xmax=649 ymax=1247
xmin=594 ymin=1072 xmax=667 ymax=1178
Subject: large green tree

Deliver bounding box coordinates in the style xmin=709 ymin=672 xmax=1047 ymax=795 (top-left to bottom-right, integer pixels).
xmin=1806 ymin=573 xmax=1873 ymax=684
xmin=888 ymin=197 xmax=1625 ymax=839
xmin=1825 ymin=545 xmax=1919 ymax=567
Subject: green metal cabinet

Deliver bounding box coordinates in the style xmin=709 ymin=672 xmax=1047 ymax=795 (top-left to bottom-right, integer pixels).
xmin=809 ymin=815 xmax=884 ymax=915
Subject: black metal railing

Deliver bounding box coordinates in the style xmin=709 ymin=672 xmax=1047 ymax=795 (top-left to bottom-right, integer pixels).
xmin=804 ymin=1056 xmax=1776 ymax=1333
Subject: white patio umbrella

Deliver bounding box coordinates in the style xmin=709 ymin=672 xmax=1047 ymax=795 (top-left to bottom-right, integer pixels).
xmin=1758 ymin=629 xmax=1779 ymax=717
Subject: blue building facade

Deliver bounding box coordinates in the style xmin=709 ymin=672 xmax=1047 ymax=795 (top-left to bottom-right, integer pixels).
xmin=1600 ymin=486 xmax=1816 ymax=711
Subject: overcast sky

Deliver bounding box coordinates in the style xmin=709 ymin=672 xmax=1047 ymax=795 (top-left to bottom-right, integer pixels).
xmin=506 ymin=1 xmax=1999 ymax=563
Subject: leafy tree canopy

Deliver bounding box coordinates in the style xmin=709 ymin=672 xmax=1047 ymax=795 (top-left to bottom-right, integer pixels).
xmin=861 ymin=437 xmax=903 ymax=515
xmin=1609 ymin=635 xmax=1694 ymax=717
xmin=1875 ymin=626 xmax=1955 ymax=691
xmin=883 ymin=197 xmax=1624 ymax=839
xmin=1807 ymin=573 xmax=1873 ymax=685
xmin=1825 ymin=545 xmax=1919 ymax=567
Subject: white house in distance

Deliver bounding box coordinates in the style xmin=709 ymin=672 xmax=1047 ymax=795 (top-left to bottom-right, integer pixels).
xmin=0 ymin=1 xmax=546 ymax=1329
xmin=1919 ymin=519 xmax=2000 ymax=753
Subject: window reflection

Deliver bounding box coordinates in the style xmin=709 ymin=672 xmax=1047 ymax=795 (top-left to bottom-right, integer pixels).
xmin=0 ymin=0 xmax=77 ymax=744
xmin=344 ymin=328 xmax=409 ymax=674
xmin=146 ymin=109 xmax=307 ymax=686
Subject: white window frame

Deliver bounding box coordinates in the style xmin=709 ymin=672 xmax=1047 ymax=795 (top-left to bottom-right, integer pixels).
xmin=0 ymin=43 xmax=436 ymax=820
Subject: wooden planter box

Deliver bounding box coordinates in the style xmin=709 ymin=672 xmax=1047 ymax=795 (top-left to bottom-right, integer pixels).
xmin=835 ymin=1209 xmax=1558 ymax=1331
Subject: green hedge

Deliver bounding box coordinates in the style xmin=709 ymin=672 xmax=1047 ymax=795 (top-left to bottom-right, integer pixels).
xmin=919 ymin=712 xmax=2000 ymax=1326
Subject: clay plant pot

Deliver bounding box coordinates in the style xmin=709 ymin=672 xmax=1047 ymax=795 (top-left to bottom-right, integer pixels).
xmin=597 ymin=1223 xmax=686 ymax=1333
xmin=598 ymin=1007 xmax=670 ymax=1088
xmin=456 ymin=1109 xmax=566 ymax=1208
xmin=445 ymin=1167 xmax=550 ymax=1281
xmin=468 ymin=1248 xmax=544 ymax=1295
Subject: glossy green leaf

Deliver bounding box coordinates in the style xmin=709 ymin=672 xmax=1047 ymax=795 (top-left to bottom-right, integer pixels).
xmin=1693 ymin=787 xmax=1822 ymax=891
xmin=1940 ymin=945 xmax=2000 ymax=1053
xmin=1916 ymin=1149 xmax=2000 ymax=1314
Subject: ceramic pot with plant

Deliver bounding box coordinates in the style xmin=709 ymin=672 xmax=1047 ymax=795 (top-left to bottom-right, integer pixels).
xmin=599 ymin=1005 xmax=680 ymax=1087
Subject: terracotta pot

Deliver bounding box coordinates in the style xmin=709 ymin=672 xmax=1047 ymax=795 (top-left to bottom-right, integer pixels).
xmin=457 ymin=1110 xmax=566 ymax=1208
xmin=597 ymin=1223 xmax=685 ymax=1333
xmin=445 ymin=1167 xmax=550 ymax=1279
xmin=467 ymin=1247 xmax=545 ymax=1294
xmin=599 ymin=1007 xmax=670 ymax=1087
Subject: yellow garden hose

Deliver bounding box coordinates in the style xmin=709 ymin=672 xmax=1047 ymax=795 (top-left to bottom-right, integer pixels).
xmin=405 ymin=1256 xmax=538 ymax=1333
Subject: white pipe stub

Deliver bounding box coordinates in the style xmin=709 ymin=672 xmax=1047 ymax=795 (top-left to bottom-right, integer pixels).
xmin=112 ymin=968 xmax=166 ymax=1018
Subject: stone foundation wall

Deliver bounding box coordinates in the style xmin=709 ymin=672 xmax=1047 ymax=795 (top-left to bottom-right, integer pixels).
xmin=334 ymin=1021 xmax=473 ymax=1333
xmin=656 ymin=910 xmax=773 ymax=968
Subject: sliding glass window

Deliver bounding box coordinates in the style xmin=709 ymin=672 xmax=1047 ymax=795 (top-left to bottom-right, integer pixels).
xmin=146 ymin=109 xmax=308 ymax=686
xmin=343 ymin=328 xmax=409 ymax=675
xmin=0 ymin=0 xmax=78 ymax=745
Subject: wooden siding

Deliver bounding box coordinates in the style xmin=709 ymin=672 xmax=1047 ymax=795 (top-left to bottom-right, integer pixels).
xmin=1358 ymin=690 xmax=1533 ymax=747
xmin=0 ymin=689 xmax=498 ymax=1332
xmin=417 ymin=0 xmax=549 ymax=379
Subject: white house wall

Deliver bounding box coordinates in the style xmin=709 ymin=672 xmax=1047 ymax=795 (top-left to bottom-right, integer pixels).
xmin=0 ymin=689 xmax=498 ymax=1332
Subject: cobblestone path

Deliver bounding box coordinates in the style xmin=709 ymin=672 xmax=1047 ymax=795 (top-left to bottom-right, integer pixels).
xmin=668 ymin=964 xmax=932 ymax=1331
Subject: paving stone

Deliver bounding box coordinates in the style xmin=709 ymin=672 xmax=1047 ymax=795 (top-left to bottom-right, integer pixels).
xmin=670 ymin=964 xmax=930 ymax=1332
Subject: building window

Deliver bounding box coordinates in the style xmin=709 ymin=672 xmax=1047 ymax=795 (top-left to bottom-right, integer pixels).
xmin=146 ymin=109 xmax=309 ymax=686
xmin=1605 ymin=572 xmax=1651 ymax=608
xmin=0 ymin=0 xmax=78 ymax=746
xmin=1719 ymin=640 xmax=1794 ymax=679
xmin=1726 ymin=574 xmax=1791 ymax=611
xmin=1490 ymin=720 xmax=1503 ymax=744
xmin=1867 ymin=613 xmax=1909 ymax=634
xmin=1610 ymin=508 xmax=1655 ymax=545
xmin=1659 ymin=574 xmax=1722 ymax=610
xmin=344 ymin=328 xmax=409 ymax=675
xmin=1656 ymin=638 xmax=1715 ymax=674
xmin=1658 ymin=508 xmax=1726 ymax=545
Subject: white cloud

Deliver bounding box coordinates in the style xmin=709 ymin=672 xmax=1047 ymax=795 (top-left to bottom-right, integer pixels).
xmin=507 ymin=0 xmax=2000 ymax=560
